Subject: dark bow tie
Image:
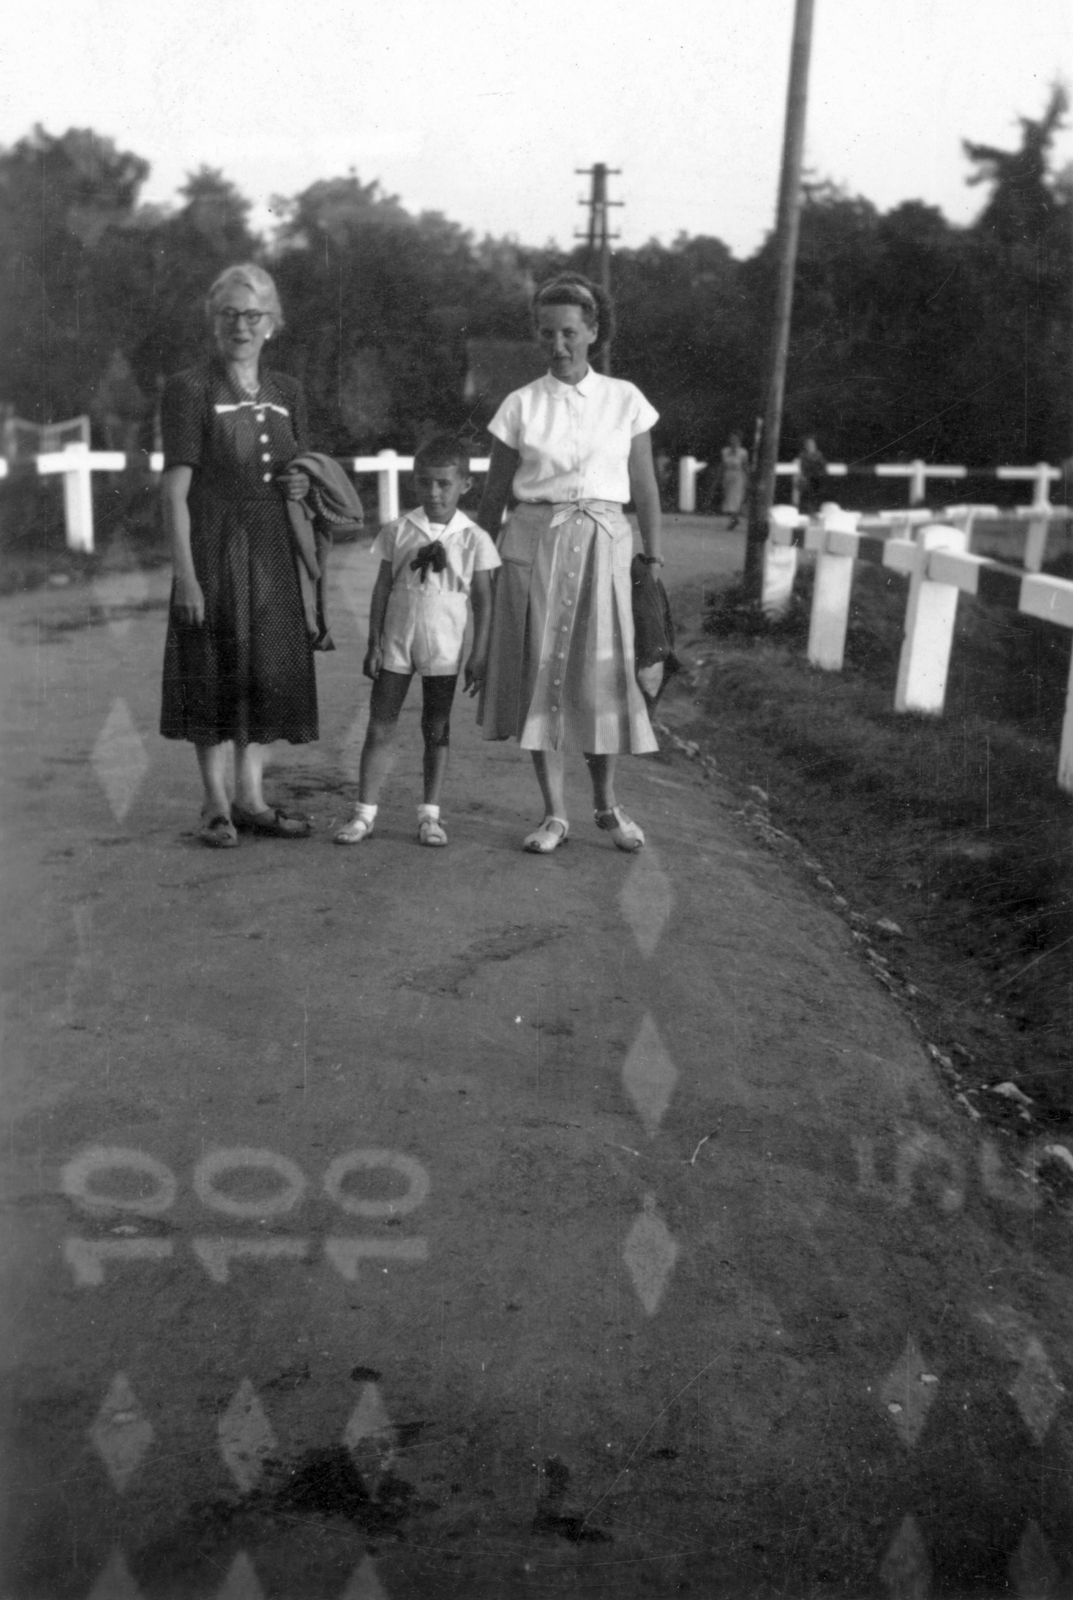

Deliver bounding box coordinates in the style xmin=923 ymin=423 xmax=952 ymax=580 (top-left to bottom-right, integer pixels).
xmin=410 ymin=539 xmax=447 ymax=581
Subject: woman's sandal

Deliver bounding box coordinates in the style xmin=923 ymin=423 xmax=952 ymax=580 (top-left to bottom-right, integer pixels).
xmin=231 ymin=804 xmax=311 ymax=838
xmin=595 ymin=805 xmax=645 ymax=852
xmin=523 ymin=816 xmax=570 ymax=854
xmin=334 ymin=813 xmax=374 ymax=845
xmin=418 ymin=816 xmax=448 ymax=848
xmin=198 ymin=813 xmax=238 ymax=849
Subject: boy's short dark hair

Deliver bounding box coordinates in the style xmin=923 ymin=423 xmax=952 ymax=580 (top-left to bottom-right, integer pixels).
xmin=414 ymin=433 xmax=470 ymax=475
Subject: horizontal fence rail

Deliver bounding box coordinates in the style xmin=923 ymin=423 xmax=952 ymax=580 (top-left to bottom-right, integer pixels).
xmin=2 ymin=441 xmax=1068 ymax=553
xmin=763 ymin=504 xmax=1073 ymax=795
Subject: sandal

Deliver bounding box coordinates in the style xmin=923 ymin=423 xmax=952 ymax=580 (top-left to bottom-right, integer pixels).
xmin=198 ymin=813 xmax=238 ymax=849
xmin=231 ymin=804 xmax=311 ymax=838
xmin=523 ymin=816 xmax=570 ymax=854
xmin=418 ymin=816 xmax=448 ymax=848
xmin=595 ymin=805 xmax=645 ymax=852
xmin=334 ymin=813 xmax=374 ymax=846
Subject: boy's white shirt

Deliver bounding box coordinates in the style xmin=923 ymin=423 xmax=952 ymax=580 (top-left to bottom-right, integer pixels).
xmin=371 ymin=507 xmax=502 ymax=676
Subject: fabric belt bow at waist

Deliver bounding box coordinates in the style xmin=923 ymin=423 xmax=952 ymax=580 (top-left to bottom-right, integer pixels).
xmin=547 ymin=500 xmax=623 ymax=539
xmin=410 ymin=540 xmax=447 ymax=580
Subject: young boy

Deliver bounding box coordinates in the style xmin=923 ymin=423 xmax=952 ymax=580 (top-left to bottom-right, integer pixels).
xmin=335 ymin=435 xmax=501 ymax=848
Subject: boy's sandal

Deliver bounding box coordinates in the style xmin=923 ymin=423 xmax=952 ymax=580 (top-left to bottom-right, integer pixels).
xmin=523 ymin=816 xmax=570 ymax=854
xmin=418 ymin=816 xmax=449 ymax=848
xmin=334 ymin=814 xmax=374 ymax=846
xmin=595 ymin=806 xmax=645 ymax=852
xmin=198 ymin=813 xmax=238 ymax=849
xmin=231 ymin=804 xmax=311 ymax=838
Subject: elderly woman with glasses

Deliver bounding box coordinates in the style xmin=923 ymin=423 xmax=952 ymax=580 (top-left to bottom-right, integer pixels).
xmin=159 ymin=262 xmax=317 ymax=846
xmin=477 ymin=271 xmax=663 ymax=854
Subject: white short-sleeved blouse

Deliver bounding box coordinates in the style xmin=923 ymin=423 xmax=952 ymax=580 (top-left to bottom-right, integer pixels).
xmin=488 ymin=369 xmax=659 ymax=505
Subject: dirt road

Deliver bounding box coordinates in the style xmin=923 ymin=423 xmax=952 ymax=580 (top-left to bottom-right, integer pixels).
xmin=3 ymin=520 xmax=1072 ymax=1598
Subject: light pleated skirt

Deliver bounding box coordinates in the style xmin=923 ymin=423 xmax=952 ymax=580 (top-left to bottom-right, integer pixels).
xmin=478 ymin=500 xmax=658 ymax=754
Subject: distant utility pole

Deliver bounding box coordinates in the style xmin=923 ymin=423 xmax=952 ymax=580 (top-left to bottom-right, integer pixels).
xmin=576 ymin=163 xmax=622 ymax=373
xmin=742 ymin=0 xmax=816 ymax=597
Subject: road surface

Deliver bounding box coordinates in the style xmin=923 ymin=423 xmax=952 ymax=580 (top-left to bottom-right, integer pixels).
xmin=2 ymin=519 xmax=1071 ymax=1599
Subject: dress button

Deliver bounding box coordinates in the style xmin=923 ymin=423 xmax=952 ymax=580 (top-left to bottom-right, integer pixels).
xmin=261 ymin=452 xmax=271 ymax=462
xmin=259 ymin=433 xmax=269 ymax=443
xmin=262 ymin=472 xmax=272 ymax=482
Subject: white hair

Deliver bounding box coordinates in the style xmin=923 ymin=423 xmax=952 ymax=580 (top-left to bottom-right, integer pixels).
xmin=205 ymin=263 xmax=284 ymax=329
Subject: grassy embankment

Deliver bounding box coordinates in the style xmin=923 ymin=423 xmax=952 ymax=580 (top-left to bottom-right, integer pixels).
xmin=662 ymin=536 xmax=1073 ymax=1130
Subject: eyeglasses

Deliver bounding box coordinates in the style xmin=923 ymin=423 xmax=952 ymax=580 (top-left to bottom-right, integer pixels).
xmin=215 ymin=309 xmax=269 ymax=328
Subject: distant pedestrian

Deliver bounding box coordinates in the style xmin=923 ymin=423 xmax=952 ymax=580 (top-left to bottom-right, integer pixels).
xmin=477 ymin=269 xmax=662 ymax=855
xmin=160 ymin=263 xmax=318 ymax=848
xmin=334 ymin=435 xmax=501 ymax=849
xmin=719 ymin=431 xmax=749 ymax=527
xmin=794 ymin=436 xmax=827 ymax=515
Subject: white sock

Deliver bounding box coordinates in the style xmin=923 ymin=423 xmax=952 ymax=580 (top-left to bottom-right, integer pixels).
xmin=353 ymin=802 xmax=378 ymax=822
xmin=417 ymin=803 xmax=440 ymax=821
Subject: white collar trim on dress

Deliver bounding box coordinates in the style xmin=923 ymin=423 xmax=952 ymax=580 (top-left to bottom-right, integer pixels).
xmin=402 ymin=507 xmax=474 ymax=539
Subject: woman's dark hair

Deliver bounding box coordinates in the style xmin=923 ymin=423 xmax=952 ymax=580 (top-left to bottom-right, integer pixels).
xmin=532 ymin=271 xmax=614 ymax=346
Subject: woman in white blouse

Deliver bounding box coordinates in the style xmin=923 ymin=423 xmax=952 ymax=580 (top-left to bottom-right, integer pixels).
xmin=477 ymin=272 xmax=664 ymax=854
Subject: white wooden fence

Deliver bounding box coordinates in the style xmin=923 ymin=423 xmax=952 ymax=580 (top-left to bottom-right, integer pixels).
xmin=764 ymin=504 xmax=1073 ymax=793
xmin=4 ymin=443 xmax=1068 ymax=557
xmin=676 ymin=456 xmax=1062 ymax=514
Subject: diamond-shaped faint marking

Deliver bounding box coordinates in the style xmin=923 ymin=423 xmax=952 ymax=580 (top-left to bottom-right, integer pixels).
xmin=344 ymin=1382 xmax=397 ymax=1467
xmin=87 ymin=1547 xmax=144 ymax=1600
xmin=623 ymin=1192 xmax=678 ymax=1315
xmin=619 ymin=847 xmax=673 ymax=958
xmin=215 ymin=1551 xmax=265 ymax=1600
xmin=218 ymin=1380 xmax=277 ymax=1493
xmin=91 ymin=698 xmax=149 ymax=821
xmin=879 ymin=1513 xmax=930 ymax=1599
xmin=90 ymin=1373 xmax=153 ymax=1491
xmin=339 ymin=1554 xmax=392 ymax=1599
xmin=879 ymin=1337 xmax=938 ymax=1450
xmin=1010 ymin=1336 xmax=1065 ymax=1445
xmin=1009 ymin=1520 xmax=1060 ymax=1598
xmin=622 ymin=1013 xmax=678 ymax=1138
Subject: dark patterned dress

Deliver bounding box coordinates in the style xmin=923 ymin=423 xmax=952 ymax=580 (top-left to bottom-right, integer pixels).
xmin=159 ymin=361 xmax=318 ymax=745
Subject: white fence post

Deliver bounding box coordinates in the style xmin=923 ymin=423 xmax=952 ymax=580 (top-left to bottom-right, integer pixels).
xmin=35 ymin=442 xmax=126 ymax=553
xmin=909 ymin=460 xmax=926 ymax=506
xmin=677 ymin=456 xmax=707 ymax=514
xmin=1033 ymin=462 xmax=1054 ymax=510
xmin=762 ymin=507 xmax=804 ymax=616
xmin=807 ymin=508 xmax=860 ymax=670
xmin=376 ymin=449 xmax=401 ymax=523
xmin=894 ymin=523 xmax=969 ymax=713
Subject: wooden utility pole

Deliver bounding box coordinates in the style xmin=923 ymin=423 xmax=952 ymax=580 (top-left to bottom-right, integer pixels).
xmin=576 ymin=164 xmax=622 ymax=373
xmin=742 ymin=0 xmax=817 ymax=596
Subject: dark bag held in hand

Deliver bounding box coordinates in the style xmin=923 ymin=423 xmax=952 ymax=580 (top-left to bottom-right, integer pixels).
xmin=630 ymin=555 xmax=681 ymax=708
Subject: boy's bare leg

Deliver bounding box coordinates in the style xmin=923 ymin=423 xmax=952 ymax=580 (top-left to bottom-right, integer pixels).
xmin=358 ymin=721 xmax=399 ymax=806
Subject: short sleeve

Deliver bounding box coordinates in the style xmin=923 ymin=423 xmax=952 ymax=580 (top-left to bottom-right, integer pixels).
xmin=629 ymin=385 xmax=659 ymax=436
xmin=370 ymin=521 xmax=399 ymax=563
xmin=487 ymin=390 xmax=523 ymax=450
xmin=161 ymin=371 xmax=205 ymax=469
xmin=471 ymin=528 xmax=502 ymax=572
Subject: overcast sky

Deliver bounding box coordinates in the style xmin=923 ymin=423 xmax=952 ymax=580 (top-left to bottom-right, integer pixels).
xmin=3 ymin=0 xmax=1071 ymax=258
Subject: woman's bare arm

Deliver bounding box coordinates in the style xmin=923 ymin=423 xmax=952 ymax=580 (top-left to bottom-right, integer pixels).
xmin=628 ymin=431 xmax=664 ymax=565
xmin=476 ymin=440 xmax=520 ymax=540
xmin=162 ymin=466 xmax=203 ymax=624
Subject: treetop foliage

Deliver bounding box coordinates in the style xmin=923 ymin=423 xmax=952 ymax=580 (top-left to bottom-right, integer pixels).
xmin=0 ymin=93 xmax=1069 ymax=466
